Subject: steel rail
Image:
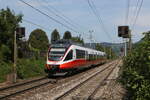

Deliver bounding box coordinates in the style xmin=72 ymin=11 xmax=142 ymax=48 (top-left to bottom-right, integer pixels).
xmin=0 ymin=76 xmax=47 ymax=91
xmin=54 ymin=61 xmax=117 ymax=100
xmin=0 ymin=78 xmax=56 ymax=99
xmin=87 ymin=60 xmax=121 ymax=100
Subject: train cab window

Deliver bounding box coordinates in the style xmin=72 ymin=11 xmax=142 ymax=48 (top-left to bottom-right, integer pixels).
xmin=48 ymin=48 xmax=66 ymax=61
xmin=64 ymin=50 xmax=73 ymax=61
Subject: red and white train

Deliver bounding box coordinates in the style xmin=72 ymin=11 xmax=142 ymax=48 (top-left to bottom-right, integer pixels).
xmin=45 ymin=40 xmax=107 ymax=75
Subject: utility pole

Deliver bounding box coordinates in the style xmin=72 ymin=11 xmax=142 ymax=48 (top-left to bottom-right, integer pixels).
xmin=13 ymin=30 xmax=17 ymax=83
xmin=12 ymin=27 xmax=25 ymax=83
xmin=103 ymin=46 xmax=106 ymax=53
xmin=124 ymin=38 xmax=127 ymax=56
xmin=109 ymin=48 xmax=112 ymax=59
xmin=89 ymin=30 xmax=94 ymax=48
xmin=128 ymin=30 xmax=132 ymax=52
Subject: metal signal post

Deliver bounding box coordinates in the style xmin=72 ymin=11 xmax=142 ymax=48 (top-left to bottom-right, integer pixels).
xmin=13 ymin=30 xmax=17 ymax=83
xmin=118 ymin=26 xmax=131 ymax=56
xmin=128 ymin=30 xmax=132 ymax=52
xmin=13 ymin=27 xmax=25 ymax=83
xmin=124 ymin=38 xmax=127 ymax=56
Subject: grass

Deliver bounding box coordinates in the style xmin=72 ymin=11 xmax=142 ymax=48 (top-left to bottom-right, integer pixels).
xmin=0 ymin=58 xmax=46 ymax=83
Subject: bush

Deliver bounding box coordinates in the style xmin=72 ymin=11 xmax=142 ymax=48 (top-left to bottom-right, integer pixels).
xmin=120 ymin=32 xmax=150 ymax=100
xmin=0 ymin=44 xmax=11 ymax=62
xmin=17 ymin=58 xmax=46 ymax=79
xmin=0 ymin=61 xmax=12 ymax=82
xmin=0 ymin=58 xmax=46 ymax=83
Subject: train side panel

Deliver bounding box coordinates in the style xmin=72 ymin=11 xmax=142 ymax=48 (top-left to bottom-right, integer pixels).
xmin=45 ymin=44 xmax=106 ymax=74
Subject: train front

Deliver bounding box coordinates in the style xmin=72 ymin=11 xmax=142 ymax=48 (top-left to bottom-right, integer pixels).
xmin=45 ymin=43 xmax=70 ymax=74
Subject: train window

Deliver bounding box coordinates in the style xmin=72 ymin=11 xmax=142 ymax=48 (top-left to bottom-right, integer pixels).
xmin=64 ymin=50 xmax=73 ymax=61
xmin=48 ymin=48 xmax=66 ymax=61
xmin=89 ymin=54 xmax=93 ymax=61
xmin=76 ymin=49 xmax=85 ymax=59
xmin=89 ymin=54 xmax=91 ymax=60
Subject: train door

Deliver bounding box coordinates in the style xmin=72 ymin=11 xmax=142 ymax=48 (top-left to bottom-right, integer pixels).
xmin=64 ymin=50 xmax=73 ymax=62
xmin=85 ymin=51 xmax=88 ymax=60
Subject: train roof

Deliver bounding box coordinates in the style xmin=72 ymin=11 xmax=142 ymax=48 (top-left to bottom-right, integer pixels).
xmin=50 ymin=39 xmax=82 ymax=48
xmin=50 ymin=39 xmax=106 ymax=55
xmin=71 ymin=45 xmax=106 ymax=55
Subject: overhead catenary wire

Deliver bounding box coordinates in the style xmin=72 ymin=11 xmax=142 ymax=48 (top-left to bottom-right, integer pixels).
xmin=129 ymin=0 xmax=140 ymax=25
xmin=87 ymin=0 xmax=114 ymax=43
xmin=22 ymin=19 xmax=51 ymax=31
xmin=125 ymin=0 xmax=130 ymax=25
xmin=43 ymin=0 xmax=86 ymax=32
xmin=131 ymin=0 xmax=144 ymax=30
xmin=42 ymin=0 xmax=93 ymax=40
xmin=38 ymin=0 xmax=93 ymax=42
xmin=36 ymin=0 xmax=79 ymax=31
xmin=19 ymin=0 xmax=79 ymax=33
xmin=87 ymin=0 xmax=122 ymax=56
xmin=20 ymin=0 xmax=92 ymax=42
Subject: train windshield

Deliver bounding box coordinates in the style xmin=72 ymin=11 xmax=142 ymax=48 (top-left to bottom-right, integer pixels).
xmin=48 ymin=48 xmax=66 ymax=61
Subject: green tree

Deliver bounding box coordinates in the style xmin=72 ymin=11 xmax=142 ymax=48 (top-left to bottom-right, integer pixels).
xmin=51 ymin=29 xmax=60 ymax=43
xmin=95 ymin=44 xmax=104 ymax=52
xmin=96 ymin=44 xmax=116 ymax=59
xmin=28 ymin=29 xmax=49 ymax=51
xmin=71 ymin=36 xmax=84 ymax=44
xmin=63 ymin=31 xmax=72 ymax=39
xmin=0 ymin=8 xmax=22 ymax=61
xmin=121 ymin=32 xmax=150 ymax=100
xmin=17 ymin=40 xmax=30 ymax=58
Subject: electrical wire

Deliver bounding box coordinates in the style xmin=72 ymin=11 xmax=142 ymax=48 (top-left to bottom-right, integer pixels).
xmin=19 ymin=0 xmax=79 ymax=33
xmin=42 ymin=0 xmax=94 ymax=42
xmin=87 ymin=0 xmax=114 ymax=43
xmin=125 ymin=0 xmax=130 ymax=25
xmin=43 ymin=0 xmax=85 ymax=31
xmin=36 ymin=0 xmax=79 ymax=30
xmin=129 ymin=0 xmax=140 ymax=25
xmin=22 ymin=19 xmax=51 ymax=31
xmin=42 ymin=0 xmax=93 ymax=39
xmin=132 ymin=0 xmax=144 ymax=29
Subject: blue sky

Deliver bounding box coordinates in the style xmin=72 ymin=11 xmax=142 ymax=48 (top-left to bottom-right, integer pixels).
xmin=0 ymin=0 xmax=149 ymax=43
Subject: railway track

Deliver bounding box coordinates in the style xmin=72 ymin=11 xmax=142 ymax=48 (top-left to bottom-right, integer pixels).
xmin=0 ymin=62 xmax=107 ymax=100
xmin=87 ymin=60 xmax=121 ymax=100
xmin=0 ymin=76 xmax=56 ymax=99
xmin=0 ymin=60 xmax=119 ymax=100
xmin=54 ymin=60 xmax=120 ymax=100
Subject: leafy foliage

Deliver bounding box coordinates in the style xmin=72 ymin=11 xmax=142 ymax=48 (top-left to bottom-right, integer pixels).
xmin=95 ymin=44 xmax=117 ymax=59
xmin=0 ymin=8 xmax=48 ymax=83
xmin=0 ymin=8 xmax=22 ymax=82
xmin=63 ymin=31 xmax=72 ymax=39
xmin=0 ymin=61 xmax=12 ymax=82
xmin=121 ymin=31 xmax=150 ymax=100
xmin=17 ymin=40 xmax=30 ymax=58
xmin=28 ymin=29 xmax=49 ymax=51
xmin=51 ymin=29 xmax=60 ymax=43
xmin=0 ymin=44 xmax=11 ymax=62
xmin=17 ymin=58 xmax=46 ymax=79
xmin=71 ymin=36 xmax=84 ymax=44
xmin=0 ymin=8 xmax=22 ymax=61
xmin=95 ymin=44 xmax=104 ymax=51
